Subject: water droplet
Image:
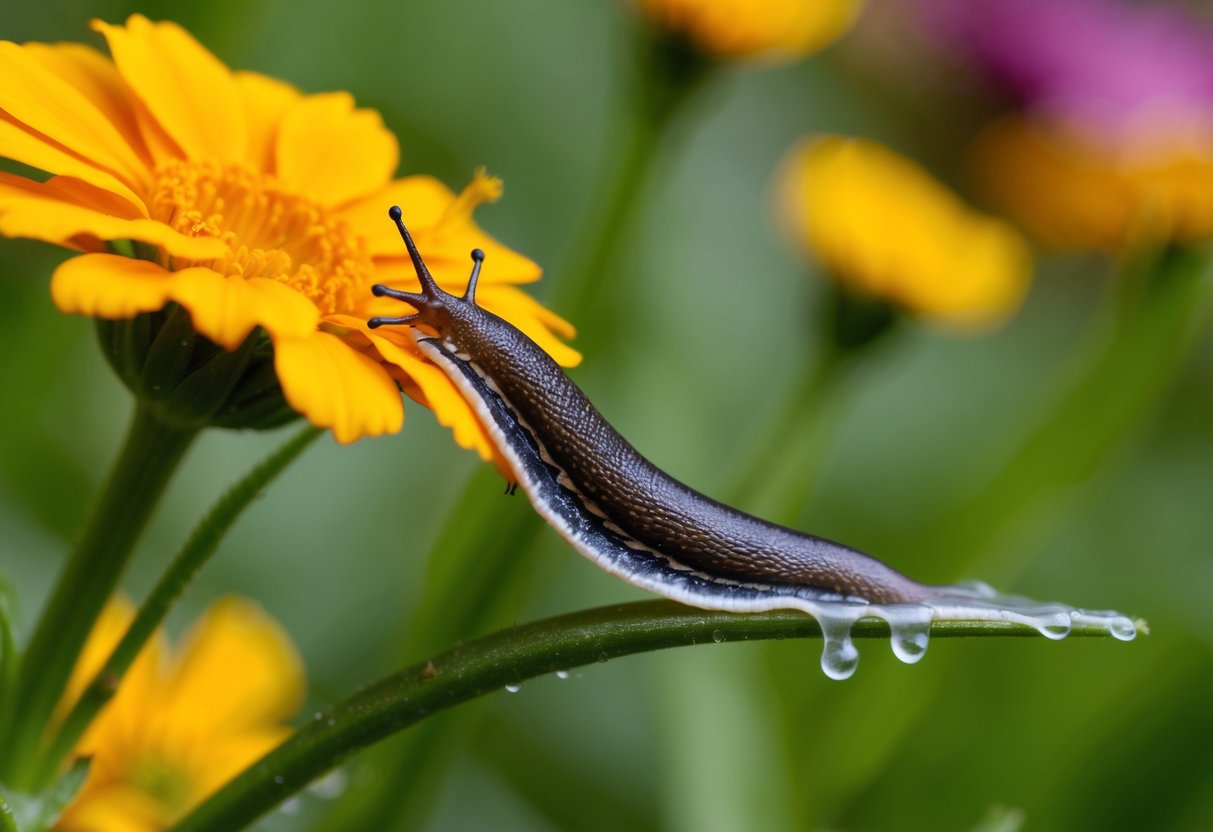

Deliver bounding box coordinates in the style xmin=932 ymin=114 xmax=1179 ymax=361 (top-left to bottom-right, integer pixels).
xmin=504 ymin=683 xmax=522 ymax=693
xmin=309 ymin=769 xmax=348 ymax=800
xmin=313 ymin=711 xmax=324 ymax=721
xmin=819 ymin=615 xmax=860 ymax=681
xmin=1109 ymin=617 xmax=1137 ymax=641
xmin=887 ymin=609 xmax=932 ymax=665
xmin=597 ymin=651 xmax=609 ymax=663
xmin=273 ymin=775 xmax=285 ymax=785
xmin=711 ymin=629 xmax=725 ymax=643
xmin=1031 ymin=610 xmax=1072 ymax=640
xmin=555 ymin=670 xmax=570 ymax=680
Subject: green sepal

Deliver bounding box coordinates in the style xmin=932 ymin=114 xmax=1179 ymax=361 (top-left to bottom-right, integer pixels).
xmin=93 ymin=312 xmax=300 ymax=433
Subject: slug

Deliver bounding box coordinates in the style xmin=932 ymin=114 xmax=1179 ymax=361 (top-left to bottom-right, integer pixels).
xmin=369 ymin=206 xmax=1135 ymax=678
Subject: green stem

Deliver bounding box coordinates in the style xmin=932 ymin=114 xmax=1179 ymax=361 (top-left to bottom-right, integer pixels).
xmin=172 ymin=599 xmax=1124 ymax=832
xmin=32 ymin=426 xmax=323 ymax=784
xmin=1 ymin=405 xmax=198 ymax=788
xmin=724 ymin=353 xmax=842 ymax=514
xmin=550 ymin=30 xmax=711 ymax=348
xmin=0 ymin=592 xmax=14 ymax=746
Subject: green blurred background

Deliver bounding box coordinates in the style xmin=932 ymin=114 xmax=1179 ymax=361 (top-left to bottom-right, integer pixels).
xmin=2 ymin=1 xmax=1212 ymax=829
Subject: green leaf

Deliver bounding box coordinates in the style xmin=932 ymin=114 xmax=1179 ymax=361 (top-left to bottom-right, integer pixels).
xmin=6 ymin=757 xmax=90 ymax=832
xmin=0 ymin=789 xmax=21 ymax=832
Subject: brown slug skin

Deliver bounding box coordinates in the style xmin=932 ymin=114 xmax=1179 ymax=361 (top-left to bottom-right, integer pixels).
xmin=370 ymin=207 xmax=928 ymax=605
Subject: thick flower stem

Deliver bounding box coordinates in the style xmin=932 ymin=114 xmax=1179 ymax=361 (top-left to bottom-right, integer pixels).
xmin=32 ymin=426 xmax=323 ymax=785
xmin=171 ymin=600 xmax=1128 ymax=832
xmin=1 ymin=404 xmax=198 ymax=788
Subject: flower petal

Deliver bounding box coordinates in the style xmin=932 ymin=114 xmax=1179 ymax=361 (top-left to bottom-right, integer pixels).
xmin=0 ymin=173 xmax=226 ymax=259
xmin=341 ymin=176 xmax=542 ymax=284
xmin=0 ymin=40 xmax=150 ymax=191
xmin=92 ymin=15 xmax=247 ymax=164
xmin=476 ymin=284 xmax=582 ymax=367
xmin=338 ymin=318 xmax=498 ymax=459
xmin=51 ymin=253 xmax=179 ymax=318
xmin=56 ymin=782 xmax=172 ymax=832
xmin=275 ymin=330 xmax=403 ymax=443
xmin=0 ymin=117 xmax=145 ymax=211
xmin=22 ymin=42 xmax=148 ymax=161
xmin=233 ymin=71 xmax=300 ymax=173
xmin=160 ymin=597 xmax=304 ymax=733
xmin=275 ymin=92 xmax=398 ymax=208
xmin=167 ymin=270 xmax=320 ymax=349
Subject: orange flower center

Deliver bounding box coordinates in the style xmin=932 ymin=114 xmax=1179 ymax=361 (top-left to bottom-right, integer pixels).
xmin=149 ymin=160 xmax=374 ymax=315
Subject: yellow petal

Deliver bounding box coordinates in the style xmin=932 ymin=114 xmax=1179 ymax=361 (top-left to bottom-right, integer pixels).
xmin=22 ymin=41 xmax=149 ymax=161
xmin=160 ymin=597 xmax=304 ymax=733
xmin=476 ymin=284 xmax=582 ymax=367
xmin=0 ymin=40 xmax=150 ymax=191
xmin=57 ymin=596 xmax=135 ymax=722
xmin=349 ymin=320 xmax=498 ymax=459
xmin=275 ymin=330 xmax=403 ymax=443
xmin=343 ymin=176 xmax=542 ymax=284
xmin=0 ymin=115 xmax=145 ymax=210
xmin=92 ymin=15 xmax=247 ymax=164
xmin=56 ymin=782 xmax=172 ymax=832
xmin=275 ymin=92 xmax=398 ymax=207
xmin=233 ymin=71 xmax=300 ymax=173
xmin=51 ymin=253 xmax=179 ymax=318
xmin=167 ymin=270 xmax=320 ymax=349
xmin=0 ymin=172 xmax=226 ymax=259
xmin=187 ymin=726 xmax=294 ymax=802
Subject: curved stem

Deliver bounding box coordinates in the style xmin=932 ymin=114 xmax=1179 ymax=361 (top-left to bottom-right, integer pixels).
xmin=1 ymin=405 xmax=198 ymax=788
xmin=171 ymin=600 xmax=1127 ymax=832
xmin=33 ymin=426 xmax=323 ymax=784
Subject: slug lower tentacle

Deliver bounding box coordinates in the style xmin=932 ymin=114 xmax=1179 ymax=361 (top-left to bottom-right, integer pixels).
xmin=369 ymin=205 xmax=1136 ymax=679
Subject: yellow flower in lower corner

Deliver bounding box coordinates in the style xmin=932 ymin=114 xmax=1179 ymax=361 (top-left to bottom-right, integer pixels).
xmin=55 ymin=596 xmax=304 ymax=832
xmin=0 ymin=15 xmax=578 ymax=454
xmin=972 ymin=115 xmax=1213 ymax=252
xmin=635 ymin=0 xmax=862 ymax=63
xmin=778 ymin=135 xmax=1031 ymax=329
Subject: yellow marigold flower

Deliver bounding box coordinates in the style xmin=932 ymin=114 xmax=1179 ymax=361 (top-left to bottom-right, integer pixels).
xmin=635 ymin=0 xmax=863 ymax=62
xmin=972 ymin=115 xmax=1213 ymax=252
xmin=0 ymin=15 xmax=578 ymax=452
xmin=778 ymin=136 xmax=1031 ymax=328
xmin=54 ymin=596 xmax=304 ymax=832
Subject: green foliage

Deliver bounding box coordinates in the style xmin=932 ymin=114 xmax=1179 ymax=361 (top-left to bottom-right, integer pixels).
xmin=1 ymin=2 xmax=1210 ymax=831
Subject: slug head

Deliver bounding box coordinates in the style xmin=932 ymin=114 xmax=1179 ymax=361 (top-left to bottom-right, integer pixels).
xmin=368 ymin=205 xmax=485 ymax=337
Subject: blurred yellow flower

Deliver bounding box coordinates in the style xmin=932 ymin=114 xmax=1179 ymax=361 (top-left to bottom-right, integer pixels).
xmin=0 ymin=15 xmax=578 ymax=452
xmin=54 ymin=596 xmax=303 ymax=832
xmin=972 ymin=115 xmax=1213 ymax=252
xmin=778 ymin=135 xmax=1031 ymax=328
xmin=635 ymin=0 xmax=863 ymax=62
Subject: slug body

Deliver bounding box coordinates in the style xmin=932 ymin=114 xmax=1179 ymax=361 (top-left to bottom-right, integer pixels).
xmin=370 ymin=206 xmax=1135 ymax=678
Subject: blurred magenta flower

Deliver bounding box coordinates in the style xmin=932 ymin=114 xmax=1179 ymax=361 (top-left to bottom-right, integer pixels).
xmin=920 ymin=0 xmax=1213 ymax=140
xmin=917 ymin=0 xmax=1213 ymax=249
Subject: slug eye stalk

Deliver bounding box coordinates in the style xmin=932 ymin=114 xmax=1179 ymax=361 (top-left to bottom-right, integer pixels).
xmin=368 ymin=206 xmax=486 ymax=330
